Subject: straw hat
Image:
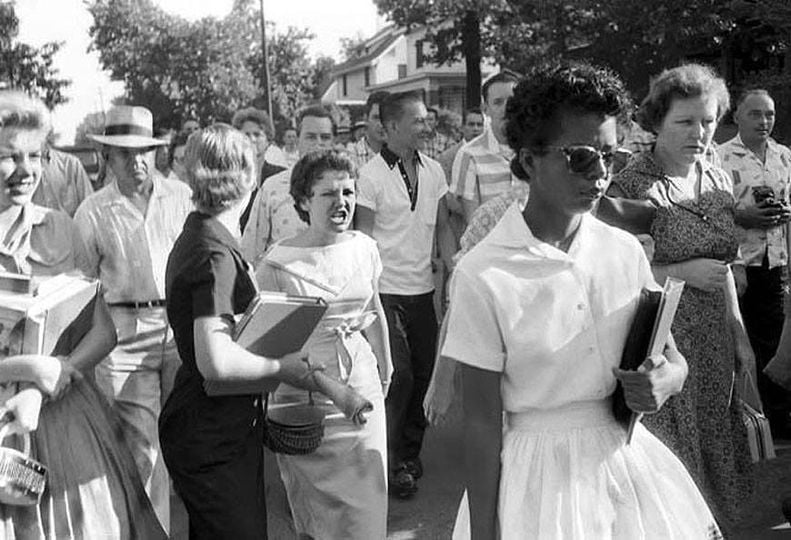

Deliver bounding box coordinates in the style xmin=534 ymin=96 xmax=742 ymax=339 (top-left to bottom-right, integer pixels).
xmin=88 ymin=106 xmax=167 ymax=148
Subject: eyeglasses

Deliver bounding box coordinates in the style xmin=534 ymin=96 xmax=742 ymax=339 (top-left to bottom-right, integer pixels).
xmin=545 ymin=145 xmax=618 ymax=174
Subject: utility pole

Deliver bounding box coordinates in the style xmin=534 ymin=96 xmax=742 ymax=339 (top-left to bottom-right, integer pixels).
xmin=259 ymin=0 xmax=273 ymax=119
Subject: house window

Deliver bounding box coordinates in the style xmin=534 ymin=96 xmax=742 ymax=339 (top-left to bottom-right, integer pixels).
xmin=398 ymin=64 xmax=407 ymax=79
xmin=364 ymin=67 xmax=370 ymax=87
xmin=416 ymin=39 xmax=424 ymax=68
xmin=342 ymin=74 xmax=348 ymax=96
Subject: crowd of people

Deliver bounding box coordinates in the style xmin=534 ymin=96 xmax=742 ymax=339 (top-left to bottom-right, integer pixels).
xmin=0 ymin=53 xmax=790 ymax=540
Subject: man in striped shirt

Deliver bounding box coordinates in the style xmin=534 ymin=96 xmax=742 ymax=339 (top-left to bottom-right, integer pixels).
xmin=450 ymin=72 xmax=519 ymax=225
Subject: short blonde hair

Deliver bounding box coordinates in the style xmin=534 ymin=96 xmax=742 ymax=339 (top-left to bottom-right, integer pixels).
xmin=184 ymin=123 xmax=257 ymax=215
xmin=0 ymin=90 xmax=51 ymax=139
xmin=637 ymin=63 xmax=730 ymax=134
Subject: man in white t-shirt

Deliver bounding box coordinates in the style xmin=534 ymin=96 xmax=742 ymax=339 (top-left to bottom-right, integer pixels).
xmin=356 ymin=91 xmax=456 ymax=499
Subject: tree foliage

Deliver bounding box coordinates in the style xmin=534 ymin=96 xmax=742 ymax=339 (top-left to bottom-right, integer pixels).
xmin=374 ymin=0 xmax=791 ymax=100
xmin=0 ymin=1 xmax=70 ymax=108
xmin=86 ymin=0 xmax=334 ymax=131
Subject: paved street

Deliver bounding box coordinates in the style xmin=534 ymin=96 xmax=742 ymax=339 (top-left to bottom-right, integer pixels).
xmin=172 ymin=418 xmax=791 ymax=539
xmin=386 ymin=422 xmax=791 ymax=539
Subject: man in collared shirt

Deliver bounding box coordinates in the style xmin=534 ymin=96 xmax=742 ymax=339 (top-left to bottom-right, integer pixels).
xmin=718 ymin=88 xmax=791 ymax=436
xmin=356 ymin=91 xmax=455 ymax=499
xmin=34 ymin=139 xmax=94 ymax=217
xmin=75 ymin=105 xmax=193 ymax=532
xmin=423 ymin=107 xmax=452 ymax=159
xmin=450 ymin=72 xmax=519 ymax=225
xmin=348 ymin=91 xmax=390 ymax=170
xmin=241 ymin=105 xmax=336 ymax=266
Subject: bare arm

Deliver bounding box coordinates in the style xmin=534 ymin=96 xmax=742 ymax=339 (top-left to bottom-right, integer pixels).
xmin=354 ymin=205 xmax=375 ymax=238
xmin=67 ymin=296 xmax=117 ymax=372
xmin=194 ymin=315 xmax=318 ymax=390
xmin=461 ymin=363 xmax=502 ymax=540
xmin=436 ymin=196 xmax=458 ymax=272
xmin=461 ymin=198 xmax=480 ymax=226
xmin=723 ymin=266 xmax=755 ymax=376
xmin=361 ymin=290 xmax=392 ymax=392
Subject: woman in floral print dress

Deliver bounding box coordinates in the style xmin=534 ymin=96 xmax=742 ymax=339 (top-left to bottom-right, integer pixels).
xmin=611 ymin=64 xmax=753 ymax=533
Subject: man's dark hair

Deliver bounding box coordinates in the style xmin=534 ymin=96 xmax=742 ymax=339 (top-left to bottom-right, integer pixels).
xmin=482 ymin=72 xmax=519 ymax=103
xmin=463 ymin=108 xmax=483 ymax=122
xmin=365 ymin=91 xmax=389 ymax=118
xmin=426 ymin=107 xmax=439 ymax=117
xmin=380 ymin=91 xmax=424 ymax=127
xmin=297 ymin=104 xmax=336 ymax=134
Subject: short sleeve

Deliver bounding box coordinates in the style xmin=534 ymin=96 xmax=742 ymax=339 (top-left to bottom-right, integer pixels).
xmin=450 ymin=148 xmax=477 ymax=201
xmin=441 ymin=266 xmax=505 ymax=372
xmin=433 ymin=162 xmax=449 ymax=199
xmin=191 ymin=249 xmax=238 ymax=319
xmin=367 ymin=237 xmax=383 ymax=283
xmin=72 ymin=205 xmax=101 ymax=279
xmin=241 ymin=187 xmax=270 ymax=265
xmin=357 ymin=164 xmax=379 ymax=211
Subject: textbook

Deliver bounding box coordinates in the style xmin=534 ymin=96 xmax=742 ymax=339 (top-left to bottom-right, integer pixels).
xmin=203 ymin=291 xmax=328 ymax=397
xmin=0 ymin=272 xmax=99 ymax=358
xmin=614 ymin=277 xmax=685 ymax=443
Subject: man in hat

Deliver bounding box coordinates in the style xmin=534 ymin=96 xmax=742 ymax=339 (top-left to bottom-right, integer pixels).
xmin=74 ymin=105 xmax=193 ymax=532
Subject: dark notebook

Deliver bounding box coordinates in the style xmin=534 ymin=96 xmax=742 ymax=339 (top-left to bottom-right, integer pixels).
xmin=612 ymin=288 xmax=662 ymax=427
xmin=203 ymin=292 xmax=328 ymax=397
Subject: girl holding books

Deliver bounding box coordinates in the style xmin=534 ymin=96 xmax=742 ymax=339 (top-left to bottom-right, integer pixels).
xmin=444 ymin=63 xmax=721 ymax=539
xmin=0 ymin=90 xmax=166 ymax=538
xmin=160 ymin=124 xmax=334 ymax=539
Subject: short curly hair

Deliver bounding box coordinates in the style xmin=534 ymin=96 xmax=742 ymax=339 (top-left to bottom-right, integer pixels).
xmin=637 ymin=63 xmax=730 ymax=134
xmin=504 ymin=62 xmax=632 ymax=178
xmin=290 ymin=149 xmax=357 ymax=224
xmin=231 ymin=107 xmax=275 ymax=140
xmin=184 ymin=123 xmax=257 ymax=215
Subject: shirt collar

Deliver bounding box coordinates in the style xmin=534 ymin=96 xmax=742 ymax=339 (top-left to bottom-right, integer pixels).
xmin=485 ymin=202 xmax=592 ymax=261
xmin=728 ymin=133 xmax=781 ymax=159
xmin=622 ymin=150 xmax=714 ymax=181
xmin=380 ymin=144 xmax=423 ymax=169
xmin=108 ymin=172 xmax=167 ymax=204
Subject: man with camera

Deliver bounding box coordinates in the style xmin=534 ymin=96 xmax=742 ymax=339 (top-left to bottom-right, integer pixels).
xmin=719 ymin=88 xmax=791 ymax=438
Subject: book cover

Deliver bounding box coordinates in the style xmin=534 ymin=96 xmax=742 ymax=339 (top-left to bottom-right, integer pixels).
xmin=203 ymin=291 xmax=328 ymax=397
xmin=615 ymin=277 xmax=685 ymax=442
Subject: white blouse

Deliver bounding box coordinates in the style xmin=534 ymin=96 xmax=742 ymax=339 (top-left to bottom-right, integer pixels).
xmin=442 ymin=203 xmax=659 ymax=412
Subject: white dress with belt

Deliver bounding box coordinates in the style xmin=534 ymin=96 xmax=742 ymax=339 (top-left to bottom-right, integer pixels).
xmin=443 ymin=204 xmax=722 ymax=540
xmin=256 ymin=231 xmax=387 ymax=540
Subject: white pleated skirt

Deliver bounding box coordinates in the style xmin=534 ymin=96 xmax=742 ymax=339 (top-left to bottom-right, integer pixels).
xmin=452 ymin=400 xmax=723 ymax=540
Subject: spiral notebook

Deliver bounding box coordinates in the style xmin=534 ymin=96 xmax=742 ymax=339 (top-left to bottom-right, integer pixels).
xmin=203 ymin=291 xmax=328 ymax=397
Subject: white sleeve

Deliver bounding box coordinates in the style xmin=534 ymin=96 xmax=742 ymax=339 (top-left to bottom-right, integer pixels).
xmin=441 ymin=265 xmax=505 ymax=372
xmin=357 ymin=165 xmax=379 ymax=211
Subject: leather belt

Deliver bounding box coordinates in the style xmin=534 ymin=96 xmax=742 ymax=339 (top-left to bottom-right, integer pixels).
xmin=108 ymin=299 xmax=167 ymax=309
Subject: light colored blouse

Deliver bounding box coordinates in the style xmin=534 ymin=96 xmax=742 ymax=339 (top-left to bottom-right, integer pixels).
xmin=442 ymin=204 xmax=658 ymax=412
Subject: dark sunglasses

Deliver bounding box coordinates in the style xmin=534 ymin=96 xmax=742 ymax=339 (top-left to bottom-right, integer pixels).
xmin=545 ymin=145 xmax=618 ymax=174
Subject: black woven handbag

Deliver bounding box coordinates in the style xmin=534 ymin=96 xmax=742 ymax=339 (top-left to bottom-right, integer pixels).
xmin=263 ymin=394 xmax=326 ymax=455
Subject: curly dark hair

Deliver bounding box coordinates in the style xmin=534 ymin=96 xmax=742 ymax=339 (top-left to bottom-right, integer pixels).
xmin=505 ymin=62 xmax=633 ymax=178
xmin=290 ymin=149 xmax=357 ymax=224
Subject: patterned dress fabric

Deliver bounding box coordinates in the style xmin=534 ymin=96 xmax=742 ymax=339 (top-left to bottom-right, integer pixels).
xmin=613 ymin=152 xmax=753 ymax=528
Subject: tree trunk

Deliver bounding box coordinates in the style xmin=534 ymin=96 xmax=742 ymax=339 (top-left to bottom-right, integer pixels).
xmin=461 ymin=9 xmax=482 ymax=109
